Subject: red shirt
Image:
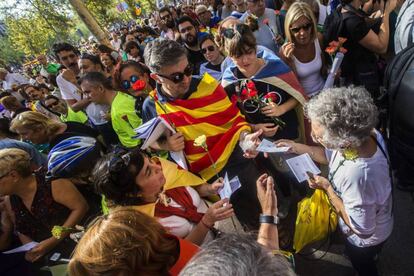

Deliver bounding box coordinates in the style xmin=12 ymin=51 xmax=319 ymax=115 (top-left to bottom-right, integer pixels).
xmin=169 ymin=238 xmax=199 ymax=275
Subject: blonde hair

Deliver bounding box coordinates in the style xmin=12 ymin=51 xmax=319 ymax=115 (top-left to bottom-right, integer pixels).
xmin=10 ymin=111 xmax=63 ymax=137
xmin=0 ymin=148 xmax=32 ymax=177
xmin=284 ymin=2 xmax=317 ymax=43
xmin=68 ymin=207 xmax=178 ymax=276
xmin=0 ymin=96 xmax=21 ymax=110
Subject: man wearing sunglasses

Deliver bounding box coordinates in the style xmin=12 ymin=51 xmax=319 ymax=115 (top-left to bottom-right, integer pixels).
xmin=177 ymin=16 xmax=207 ymax=75
xmin=159 ymin=6 xmax=178 ymax=41
xmin=240 ymin=0 xmax=284 ymax=54
xmin=143 ymin=39 xmax=265 ymax=230
xmin=79 ymin=72 xmax=142 ymax=148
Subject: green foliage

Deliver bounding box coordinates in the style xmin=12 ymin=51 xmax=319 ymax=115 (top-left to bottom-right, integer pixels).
xmin=0 ymin=36 xmax=25 ymax=66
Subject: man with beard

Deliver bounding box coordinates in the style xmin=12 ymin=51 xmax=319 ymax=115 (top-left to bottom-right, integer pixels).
xmin=177 ymin=16 xmax=207 ymax=75
xmin=53 ymin=43 xmax=118 ymax=146
xmin=159 ymin=6 xmax=178 ymax=40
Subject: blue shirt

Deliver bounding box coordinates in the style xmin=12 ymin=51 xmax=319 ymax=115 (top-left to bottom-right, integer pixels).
xmin=0 ymin=138 xmax=47 ymax=168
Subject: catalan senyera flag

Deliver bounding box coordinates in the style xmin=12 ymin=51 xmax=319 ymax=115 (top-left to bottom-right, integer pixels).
xmin=132 ymin=157 xmax=206 ymax=217
xmin=151 ymin=73 xmax=251 ymax=181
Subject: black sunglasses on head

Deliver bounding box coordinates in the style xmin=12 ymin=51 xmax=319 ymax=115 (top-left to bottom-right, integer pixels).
xmin=201 ymin=45 xmax=215 ymax=54
xmin=157 ymin=64 xmax=193 ymax=84
xmin=221 ymin=24 xmax=249 ymax=39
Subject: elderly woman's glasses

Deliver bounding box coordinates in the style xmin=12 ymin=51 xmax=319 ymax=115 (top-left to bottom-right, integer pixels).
xmin=157 ymin=64 xmax=193 ymax=84
xmin=121 ymin=75 xmax=139 ymax=90
xmin=290 ymin=23 xmax=312 ymax=34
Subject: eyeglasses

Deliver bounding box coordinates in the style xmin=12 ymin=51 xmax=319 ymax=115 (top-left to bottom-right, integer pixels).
xmin=121 ymin=75 xmax=140 ymax=90
xmin=201 ymin=45 xmax=216 ymax=54
xmin=179 ymin=25 xmax=194 ymax=34
xmin=290 ymin=23 xmax=312 ymax=34
xmin=157 ymin=64 xmax=193 ymax=84
xmin=160 ymin=14 xmax=172 ymax=21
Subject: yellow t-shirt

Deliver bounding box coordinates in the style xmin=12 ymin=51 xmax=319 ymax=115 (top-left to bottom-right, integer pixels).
xmin=60 ymin=107 xmax=88 ymax=124
xmin=111 ymin=92 xmax=142 ymax=147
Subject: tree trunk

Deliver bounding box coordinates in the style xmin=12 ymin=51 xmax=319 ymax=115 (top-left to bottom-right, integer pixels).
xmin=68 ymin=0 xmax=110 ymax=46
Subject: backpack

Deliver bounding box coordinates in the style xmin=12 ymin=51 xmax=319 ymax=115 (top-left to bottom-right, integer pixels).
xmin=322 ymin=5 xmax=356 ymax=48
xmin=383 ymin=43 xmax=414 ymax=191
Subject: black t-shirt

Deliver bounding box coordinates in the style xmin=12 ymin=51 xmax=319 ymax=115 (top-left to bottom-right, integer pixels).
xmin=224 ymin=68 xmax=299 ymax=140
xmin=49 ymin=122 xmax=99 ymax=149
xmin=340 ymin=11 xmax=379 ymax=79
xmin=205 ymin=62 xmax=222 ymax=72
xmin=185 ymin=46 xmax=206 ymax=75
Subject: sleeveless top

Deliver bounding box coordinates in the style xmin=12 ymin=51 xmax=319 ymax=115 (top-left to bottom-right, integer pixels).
xmin=10 ymin=172 xmax=71 ymax=242
xmin=293 ymin=39 xmax=325 ymax=97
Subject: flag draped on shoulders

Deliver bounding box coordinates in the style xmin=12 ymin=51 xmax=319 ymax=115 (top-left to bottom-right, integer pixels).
xmin=151 ymin=73 xmax=251 ymax=180
xmin=132 ymin=157 xmax=206 ymax=217
xmin=221 ymin=50 xmax=308 ymax=142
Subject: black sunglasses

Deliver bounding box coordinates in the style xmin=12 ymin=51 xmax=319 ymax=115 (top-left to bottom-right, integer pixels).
xmin=290 ymin=23 xmax=312 ymax=34
xmin=157 ymin=64 xmax=193 ymax=84
xmin=201 ymin=45 xmax=215 ymax=54
xmin=121 ymin=75 xmax=140 ymax=90
xmin=160 ymin=14 xmax=172 ymax=21
xmin=221 ymin=24 xmax=249 ymax=39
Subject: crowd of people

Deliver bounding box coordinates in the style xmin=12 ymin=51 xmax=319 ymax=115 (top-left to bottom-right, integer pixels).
xmin=0 ymin=0 xmax=413 ymax=275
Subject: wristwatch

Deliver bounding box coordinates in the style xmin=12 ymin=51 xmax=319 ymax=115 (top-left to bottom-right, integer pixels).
xmin=259 ymin=214 xmax=279 ymax=225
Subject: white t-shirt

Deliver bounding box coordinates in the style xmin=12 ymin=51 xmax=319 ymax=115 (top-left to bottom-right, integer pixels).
xmin=292 ymin=39 xmax=325 ymax=97
xmin=111 ymin=39 xmax=122 ymax=52
xmin=158 ymin=186 xmax=214 ymax=244
xmin=56 ymin=73 xmax=109 ymax=125
xmin=325 ymin=130 xmax=393 ymax=247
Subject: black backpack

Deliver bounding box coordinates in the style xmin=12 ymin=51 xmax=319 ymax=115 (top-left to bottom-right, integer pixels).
xmin=383 ymin=44 xmax=414 ymax=191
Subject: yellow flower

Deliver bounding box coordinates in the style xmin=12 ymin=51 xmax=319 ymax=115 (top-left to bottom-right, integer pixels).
xmin=51 ymin=225 xmax=72 ymax=239
xmin=194 ymin=135 xmax=207 ymax=150
xmin=343 ymin=148 xmax=358 ymax=161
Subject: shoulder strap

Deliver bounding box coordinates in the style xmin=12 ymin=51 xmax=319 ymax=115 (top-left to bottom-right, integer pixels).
xmin=371 ymin=134 xmax=394 ymax=215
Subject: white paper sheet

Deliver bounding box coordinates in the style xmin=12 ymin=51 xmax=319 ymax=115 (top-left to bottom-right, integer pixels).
xmin=256 ymin=139 xmax=290 ymax=153
xmin=323 ymin=52 xmax=344 ymax=89
xmin=286 ymin=153 xmax=321 ymax=183
xmin=3 ymin=241 xmax=39 ymax=254
xmin=218 ymin=173 xmax=242 ymax=199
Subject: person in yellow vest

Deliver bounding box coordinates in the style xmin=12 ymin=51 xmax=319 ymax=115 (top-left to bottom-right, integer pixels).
xmin=43 ymin=95 xmax=88 ymax=124
xmin=92 ymin=148 xmax=234 ymax=246
xmin=79 ymin=71 xmax=142 ymax=148
xmin=142 ymin=39 xmax=264 ymax=230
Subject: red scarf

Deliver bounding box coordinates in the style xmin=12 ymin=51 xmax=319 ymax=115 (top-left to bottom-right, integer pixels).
xmin=155 ymin=187 xmax=204 ymax=223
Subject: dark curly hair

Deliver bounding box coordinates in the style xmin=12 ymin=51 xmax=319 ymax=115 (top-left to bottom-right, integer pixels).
xmin=92 ymin=148 xmax=147 ymax=206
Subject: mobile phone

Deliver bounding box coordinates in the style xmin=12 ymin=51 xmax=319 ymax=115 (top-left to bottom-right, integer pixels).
xmin=50 ymin=252 xmax=61 ymax=262
xmin=306 ymin=171 xmax=315 ymax=181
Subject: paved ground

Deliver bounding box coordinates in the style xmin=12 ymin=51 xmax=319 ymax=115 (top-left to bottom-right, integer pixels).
xmin=293 ymin=188 xmax=414 ymax=276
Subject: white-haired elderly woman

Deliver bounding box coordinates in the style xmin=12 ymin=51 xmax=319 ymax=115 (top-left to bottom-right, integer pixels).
xmin=276 ymin=86 xmax=393 ymax=276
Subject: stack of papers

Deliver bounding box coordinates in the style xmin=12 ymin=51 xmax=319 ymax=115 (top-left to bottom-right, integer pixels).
xmin=134 ymin=117 xmax=187 ymax=169
xmin=218 ymin=173 xmax=242 ymax=199
xmin=286 ymin=153 xmax=321 ymax=183
xmin=3 ymin=241 xmax=38 ymax=254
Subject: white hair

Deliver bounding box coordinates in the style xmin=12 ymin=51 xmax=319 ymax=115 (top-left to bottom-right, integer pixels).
xmin=305 ymin=86 xmax=379 ymax=149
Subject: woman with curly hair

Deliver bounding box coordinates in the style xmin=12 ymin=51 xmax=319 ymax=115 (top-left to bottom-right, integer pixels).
xmin=276 ymin=86 xmax=393 ymax=276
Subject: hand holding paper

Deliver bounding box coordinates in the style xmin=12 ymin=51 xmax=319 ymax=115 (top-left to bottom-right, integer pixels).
xmin=256 ymin=139 xmax=290 ymax=153
xmin=218 ymin=173 xmax=242 ymax=199
xmin=286 ymin=153 xmax=321 ymax=183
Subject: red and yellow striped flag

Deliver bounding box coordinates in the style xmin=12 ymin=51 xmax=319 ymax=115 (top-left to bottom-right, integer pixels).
xmin=152 ymin=73 xmax=251 ymax=180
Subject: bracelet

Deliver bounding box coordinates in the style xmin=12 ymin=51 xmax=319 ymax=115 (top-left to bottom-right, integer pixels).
xmin=200 ymin=218 xmax=214 ymax=230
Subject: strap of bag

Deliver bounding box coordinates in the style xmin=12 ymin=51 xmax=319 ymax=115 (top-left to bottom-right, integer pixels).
xmin=371 ymin=134 xmax=394 ymax=215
